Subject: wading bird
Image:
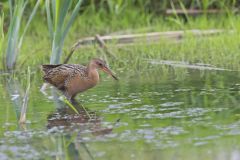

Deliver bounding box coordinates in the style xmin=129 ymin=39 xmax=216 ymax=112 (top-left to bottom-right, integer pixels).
xmin=42 ymin=58 xmax=118 ymax=100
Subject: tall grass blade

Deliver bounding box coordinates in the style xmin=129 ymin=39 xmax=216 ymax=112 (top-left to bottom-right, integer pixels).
xmin=51 ymin=0 xmax=56 ymax=27
xmin=18 ymin=0 xmax=41 ymax=49
xmin=9 ymin=0 xmax=13 ymax=22
xmin=6 ymin=0 xmax=25 ymax=69
xmin=54 ymin=0 xmax=60 ymax=31
xmin=6 ymin=78 xmax=23 ymax=121
xmin=62 ymin=0 xmax=82 ymax=42
xmin=46 ymin=0 xmax=53 ymax=40
xmin=48 ymin=0 xmax=82 ymax=64
xmin=50 ymin=1 xmax=72 ymax=64
xmin=5 ymin=0 xmax=40 ymax=70
xmin=19 ymin=67 xmax=31 ymax=124
xmin=57 ymin=1 xmax=71 ymax=30
xmin=179 ymin=0 xmax=189 ymax=22
xmin=166 ymin=1 xmax=184 ymax=29
xmin=0 ymin=12 xmax=5 ymax=60
xmin=62 ymin=97 xmax=79 ymax=114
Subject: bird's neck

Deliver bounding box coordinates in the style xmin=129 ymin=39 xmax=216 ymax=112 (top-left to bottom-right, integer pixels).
xmin=87 ymin=63 xmax=99 ymax=82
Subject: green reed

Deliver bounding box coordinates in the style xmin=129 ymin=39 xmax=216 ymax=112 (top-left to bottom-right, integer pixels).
xmin=5 ymin=0 xmax=40 ymax=70
xmin=45 ymin=0 xmax=82 ymax=64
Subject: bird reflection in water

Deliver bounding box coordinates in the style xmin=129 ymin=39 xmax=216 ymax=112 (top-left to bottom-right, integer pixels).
xmin=47 ymin=99 xmax=120 ymax=160
xmin=47 ymin=99 xmax=118 ymax=136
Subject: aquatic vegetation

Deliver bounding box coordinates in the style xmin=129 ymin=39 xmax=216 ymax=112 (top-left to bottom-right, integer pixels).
xmin=4 ymin=0 xmax=40 ymax=70
xmin=19 ymin=67 xmax=31 ymax=124
xmin=45 ymin=0 xmax=82 ymax=64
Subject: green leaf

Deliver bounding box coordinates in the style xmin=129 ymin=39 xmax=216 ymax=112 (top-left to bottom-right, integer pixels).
xmin=48 ymin=0 xmax=82 ymax=64
xmin=18 ymin=0 xmax=41 ymax=49
xmin=46 ymin=0 xmax=53 ymax=40
xmin=62 ymin=0 xmax=82 ymax=42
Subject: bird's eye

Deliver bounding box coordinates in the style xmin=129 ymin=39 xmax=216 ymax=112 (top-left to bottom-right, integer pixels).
xmin=98 ymin=62 xmax=103 ymax=66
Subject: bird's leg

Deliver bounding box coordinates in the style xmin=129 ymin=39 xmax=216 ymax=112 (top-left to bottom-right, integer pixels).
xmin=63 ymin=91 xmax=72 ymax=101
xmin=70 ymin=98 xmax=78 ymax=105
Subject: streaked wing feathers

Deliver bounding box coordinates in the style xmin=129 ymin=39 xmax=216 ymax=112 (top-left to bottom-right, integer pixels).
xmin=42 ymin=64 xmax=87 ymax=90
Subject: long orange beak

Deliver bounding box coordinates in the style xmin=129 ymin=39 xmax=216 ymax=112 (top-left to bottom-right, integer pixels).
xmin=101 ymin=66 xmax=118 ymax=80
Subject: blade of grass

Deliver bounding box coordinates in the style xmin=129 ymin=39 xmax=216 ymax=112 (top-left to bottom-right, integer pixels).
xmin=6 ymin=77 xmax=23 ymax=121
xmin=46 ymin=0 xmax=53 ymax=40
xmin=166 ymin=0 xmax=184 ymax=29
xmin=9 ymin=0 xmax=13 ymax=22
xmin=62 ymin=97 xmax=79 ymax=114
xmin=48 ymin=0 xmax=82 ymax=64
xmin=61 ymin=97 xmax=92 ymax=119
xmin=5 ymin=0 xmax=40 ymax=70
xmin=54 ymin=0 xmax=60 ymax=31
xmin=18 ymin=0 xmax=41 ymax=49
xmin=19 ymin=67 xmax=31 ymax=124
xmin=0 ymin=12 xmax=4 ymax=57
xmin=179 ymin=0 xmax=189 ymax=22
xmin=62 ymin=0 xmax=82 ymax=43
xmin=6 ymin=0 xmax=24 ymax=69
xmin=57 ymin=0 xmax=71 ymax=30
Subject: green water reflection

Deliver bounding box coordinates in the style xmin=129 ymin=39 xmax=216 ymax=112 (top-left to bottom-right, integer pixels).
xmin=1 ymin=68 xmax=240 ymax=160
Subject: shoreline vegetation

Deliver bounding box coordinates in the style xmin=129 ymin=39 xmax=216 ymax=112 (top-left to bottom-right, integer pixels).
xmin=0 ymin=0 xmax=240 ymax=72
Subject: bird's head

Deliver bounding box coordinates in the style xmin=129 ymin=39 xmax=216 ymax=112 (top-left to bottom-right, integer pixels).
xmin=92 ymin=58 xmax=118 ymax=80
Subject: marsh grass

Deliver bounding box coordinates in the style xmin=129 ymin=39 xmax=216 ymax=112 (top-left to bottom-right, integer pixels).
xmin=8 ymin=1 xmax=240 ymax=73
xmin=4 ymin=0 xmax=40 ymax=70
xmin=19 ymin=67 xmax=31 ymax=124
xmin=0 ymin=12 xmax=4 ymax=66
xmin=46 ymin=0 xmax=82 ymax=64
xmin=19 ymin=30 xmax=240 ymax=76
xmin=20 ymin=30 xmax=240 ymax=75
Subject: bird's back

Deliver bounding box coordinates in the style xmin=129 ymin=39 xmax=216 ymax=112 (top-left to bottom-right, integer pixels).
xmin=41 ymin=64 xmax=87 ymax=90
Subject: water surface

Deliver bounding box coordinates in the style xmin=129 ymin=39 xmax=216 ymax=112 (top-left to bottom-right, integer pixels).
xmin=1 ymin=67 xmax=240 ymax=160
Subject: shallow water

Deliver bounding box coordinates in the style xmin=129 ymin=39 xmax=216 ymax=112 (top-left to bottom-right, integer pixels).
xmin=1 ymin=67 xmax=240 ymax=160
